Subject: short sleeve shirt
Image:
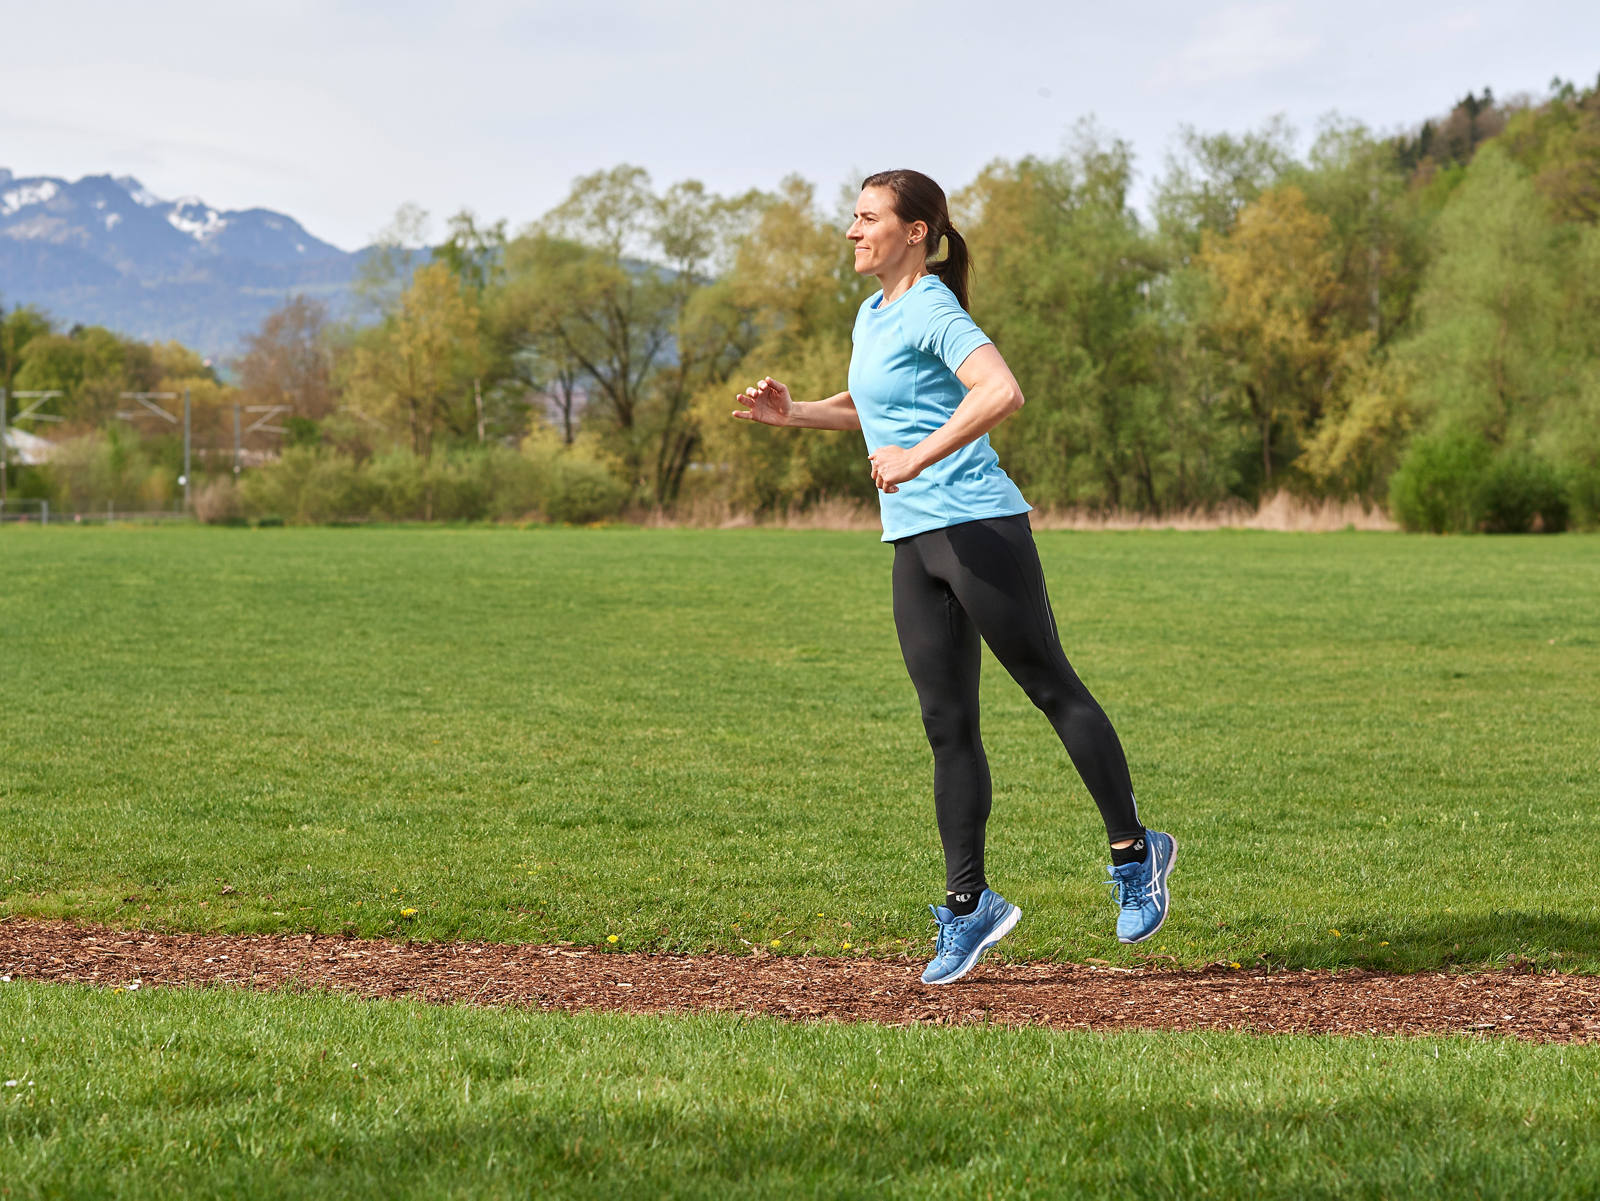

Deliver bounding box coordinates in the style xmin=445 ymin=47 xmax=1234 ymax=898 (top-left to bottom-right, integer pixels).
xmin=847 ymin=275 xmax=1031 ymax=541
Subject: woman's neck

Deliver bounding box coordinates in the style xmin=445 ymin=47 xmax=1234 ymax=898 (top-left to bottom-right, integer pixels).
xmin=878 ymin=263 xmax=929 ymax=306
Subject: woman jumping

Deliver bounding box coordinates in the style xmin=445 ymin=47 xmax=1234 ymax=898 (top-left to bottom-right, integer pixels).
xmin=732 ymin=169 xmax=1176 ymax=985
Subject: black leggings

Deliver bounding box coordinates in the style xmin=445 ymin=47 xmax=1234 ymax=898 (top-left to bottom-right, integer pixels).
xmin=891 ymin=513 xmax=1143 ymax=894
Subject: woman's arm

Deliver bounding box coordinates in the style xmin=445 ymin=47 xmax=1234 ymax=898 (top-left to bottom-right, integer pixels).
xmin=732 ymin=378 xmax=860 ymax=431
xmin=789 ymin=389 xmax=860 ymax=431
xmin=868 ymin=345 xmax=1023 ymax=493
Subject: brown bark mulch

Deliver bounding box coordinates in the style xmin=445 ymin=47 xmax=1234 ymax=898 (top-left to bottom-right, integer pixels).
xmin=4 ymin=918 xmax=1597 ymax=1043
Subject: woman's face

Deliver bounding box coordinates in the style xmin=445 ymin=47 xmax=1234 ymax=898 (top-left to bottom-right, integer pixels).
xmin=847 ymin=186 xmax=927 ymax=277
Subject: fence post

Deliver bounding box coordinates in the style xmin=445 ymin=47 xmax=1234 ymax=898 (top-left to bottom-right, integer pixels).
xmin=183 ymin=386 xmax=192 ymax=512
xmin=41 ymin=499 xmax=48 ymax=526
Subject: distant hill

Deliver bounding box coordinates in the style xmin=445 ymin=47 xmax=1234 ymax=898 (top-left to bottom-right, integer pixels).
xmin=0 ymin=168 xmax=368 ymax=356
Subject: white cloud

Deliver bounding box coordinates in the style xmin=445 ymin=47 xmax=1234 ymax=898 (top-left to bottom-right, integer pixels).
xmin=1153 ymin=4 xmax=1320 ymax=87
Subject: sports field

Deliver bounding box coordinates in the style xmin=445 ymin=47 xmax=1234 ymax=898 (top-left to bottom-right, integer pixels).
xmin=3 ymin=525 xmax=1599 ymax=1197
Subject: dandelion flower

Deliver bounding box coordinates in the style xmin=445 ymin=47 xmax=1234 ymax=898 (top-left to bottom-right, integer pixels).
xmin=400 ymin=908 xmax=417 ymax=917
xmin=1379 ymin=941 xmax=1390 ymax=947
xmin=1229 ymin=962 xmax=1242 ymax=969
xmin=607 ymin=934 xmax=619 ymax=944
xmin=1330 ymin=929 xmax=1340 ymax=937
xmin=842 ymin=942 xmax=853 ymax=950
xmin=770 ymin=939 xmax=781 ymax=948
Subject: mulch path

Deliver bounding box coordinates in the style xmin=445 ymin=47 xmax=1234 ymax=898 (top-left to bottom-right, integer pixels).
xmin=4 ymin=918 xmax=1598 ymax=1042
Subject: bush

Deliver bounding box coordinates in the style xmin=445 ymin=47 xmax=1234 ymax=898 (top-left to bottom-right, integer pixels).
xmin=194 ymin=477 xmax=243 ymax=524
xmin=1387 ymin=430 xmax=1492 ymax=533
xmin=1567 ymin=464 xmax=1600 ymax=530
xmin=423 ymin=452 xmax=490 ymax=522
xmin=238 ymin=446 xmax=318 ymax=523
xmin=481 ymin=445 xmax=546 ymax=520
xmin=42 ymin=429 xmax=164 ymax=513
xmin=298 ymin=453 xmax=377 ymax=523
xmin=543 ymin=457 xmax=627 ymax=524
xmin=366 ymin=450 xmax=426 ymax=520
xmin=1479 ymin=450 xmax=1569 ymax=533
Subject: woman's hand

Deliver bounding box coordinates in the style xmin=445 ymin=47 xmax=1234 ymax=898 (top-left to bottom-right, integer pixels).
xmin=868 ymin=445 xmax=922 ymax=494
xmin=731 ymin=377 xmax=792 ymax=426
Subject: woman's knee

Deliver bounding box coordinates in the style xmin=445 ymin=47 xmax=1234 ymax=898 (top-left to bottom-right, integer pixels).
xmin=1020 ymin=671 xmax=1096 ymax=724
xmin=920 ymin=702 xmax=981 ymax=753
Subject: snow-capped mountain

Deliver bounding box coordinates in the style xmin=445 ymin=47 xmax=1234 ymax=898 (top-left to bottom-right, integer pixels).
xmin=0 ymin=168 xmax=366 ymax=354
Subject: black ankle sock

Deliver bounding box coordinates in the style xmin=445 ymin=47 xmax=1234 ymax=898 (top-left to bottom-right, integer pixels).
xmin=945 ymin=890 xmax=982 ymax=917
xmin=1110 ymin=834 xmax=1149 ymax=867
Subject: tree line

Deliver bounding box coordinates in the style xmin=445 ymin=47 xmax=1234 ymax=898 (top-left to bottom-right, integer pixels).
xmin=4 ymin=76 xmax=1599 ymax=531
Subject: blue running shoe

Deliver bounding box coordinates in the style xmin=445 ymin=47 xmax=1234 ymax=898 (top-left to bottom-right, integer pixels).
xmin=1107 ymin=831 xmax=1177 ymax=943
xmin=920 ymin=889 xmax=1021 ymax=985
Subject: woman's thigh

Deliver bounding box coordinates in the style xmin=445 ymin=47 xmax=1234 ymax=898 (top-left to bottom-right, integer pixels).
xmin=891 ymin=537 xmax=983 ymax=718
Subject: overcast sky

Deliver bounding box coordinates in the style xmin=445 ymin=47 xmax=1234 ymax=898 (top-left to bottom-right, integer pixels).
xmin=5 ymin=1 xmax=1598 ymax=250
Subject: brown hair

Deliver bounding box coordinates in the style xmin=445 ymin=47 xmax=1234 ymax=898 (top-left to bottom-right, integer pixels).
xmin=860 ymin=169 xmax=972 ymax=311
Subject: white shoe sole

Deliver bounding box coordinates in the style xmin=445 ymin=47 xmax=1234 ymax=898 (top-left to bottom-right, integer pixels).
xmin=1119 ymin=834 xmax=1178 ymax=945
xmin=924 ymin=904 xmax=1021 ymax=986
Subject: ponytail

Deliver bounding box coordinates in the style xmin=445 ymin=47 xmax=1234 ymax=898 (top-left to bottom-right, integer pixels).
xmin=929 ymin=226 xmax=971 ymax=313
xmin=860 ymin=168 xmax=974 ymax=312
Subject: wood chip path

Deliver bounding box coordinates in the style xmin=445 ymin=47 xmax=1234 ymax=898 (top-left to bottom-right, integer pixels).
xmin=4 ymin=919 xmax=1597 ymax=1042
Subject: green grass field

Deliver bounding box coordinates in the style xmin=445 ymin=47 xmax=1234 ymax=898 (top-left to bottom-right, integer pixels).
xmin=3 ymin=526 xmax=1599 ymax=1197
xmin=3 ymin=526 xmax=1597 ymax=971
xmin=4 ymin=982 xmax=1599 ymax=1200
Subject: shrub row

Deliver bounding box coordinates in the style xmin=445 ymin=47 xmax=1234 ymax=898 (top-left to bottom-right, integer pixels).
xmin=196 ymin=445 xmax=626 ymax=526
xmin=1387 ymin=432 xmax=1590 ymax=533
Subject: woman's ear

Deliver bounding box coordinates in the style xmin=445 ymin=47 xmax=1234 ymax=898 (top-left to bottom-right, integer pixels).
xmin=908 ymin=220 xmax=929 ymax=246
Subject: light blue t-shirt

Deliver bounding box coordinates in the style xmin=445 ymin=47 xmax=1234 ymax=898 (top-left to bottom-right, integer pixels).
xmin=847 ymin=274 xmax=1031 ymax=542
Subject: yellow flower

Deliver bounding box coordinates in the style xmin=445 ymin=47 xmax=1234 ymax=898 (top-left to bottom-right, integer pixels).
xmin=1229 ymin=962 xmax=1241 ymax=969
xmin=607 ymin=934 xmax=619 ymax=944
xmin=1330 ymin=929 xmax=1340 ymax=937
xmin=1379 ymin=941 xmax=1390 ymax=947
xmin=842 ymin=942 xmax=853 ymax=950
xmin=770 ymin=939 xmax=781 ymax=948
xmin=400 ymin=908 xmax=417 ymax=917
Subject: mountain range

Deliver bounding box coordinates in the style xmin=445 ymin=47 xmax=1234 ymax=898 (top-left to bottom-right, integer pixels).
xmin=0 ymin=168 xmax=368 ymax=357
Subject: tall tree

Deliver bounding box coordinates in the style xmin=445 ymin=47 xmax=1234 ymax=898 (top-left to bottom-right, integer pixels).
xmin=1197 ymin=186 xmax=1366 ymax=490
xmin=235 ymin=297 xmax=335 ymax=420
xmin=345 ymin=262 xmax=481 ymax=461
xmin=962 ymin=131 xmax=1235 ymax=513
xmin=494 ymin=166 xmax=763 ymax=501
xmin=688 ymin=175 xmax=870 ymax=513
xmin=1154 ymin=117 xmax=1297 ymax=251
xmin=1394 ymin=144 xmax=1566 ymax=446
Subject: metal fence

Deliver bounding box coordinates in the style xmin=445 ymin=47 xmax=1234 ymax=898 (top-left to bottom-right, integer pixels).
xmin=0 ymin=498 xmax=194 ymax=525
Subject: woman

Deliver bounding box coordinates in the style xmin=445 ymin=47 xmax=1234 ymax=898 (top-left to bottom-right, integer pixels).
xmin=732 ymin=169 xmax=1175 ymax=985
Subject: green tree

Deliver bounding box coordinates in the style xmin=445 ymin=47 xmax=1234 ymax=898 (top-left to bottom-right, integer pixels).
xmin=344 ymin=262 xmax=482 ymax=462
xmin=1500 ymin=77 xmax=1600 ymax=224
xmin=493 ymin=167 xmax=764 ymax=503
xmin=1154 ymin=117 xmax=1297 ymax=251
xmin=1197 ymin=186 xmax=1368 ymax=492
xmin=959 ymin=134 xmax=1204 ymax=512
xmin=1395 ymin=144 xmax=1565 ymax=446
xmin=688 ymin=175 xmax=870 ymax=513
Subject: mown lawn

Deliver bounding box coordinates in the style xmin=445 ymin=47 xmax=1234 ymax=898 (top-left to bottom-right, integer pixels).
xmin=3 ymin=981 xmax=1598 ymax=1200
xmin=1 ymin=525 xmax=1597 ymax=971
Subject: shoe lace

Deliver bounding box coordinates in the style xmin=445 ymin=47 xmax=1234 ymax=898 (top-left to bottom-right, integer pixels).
xmin=933 ymin=913 xmax=968 ymax=959
xmin=1109 ymin=868 xmax=1152 ymax=910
